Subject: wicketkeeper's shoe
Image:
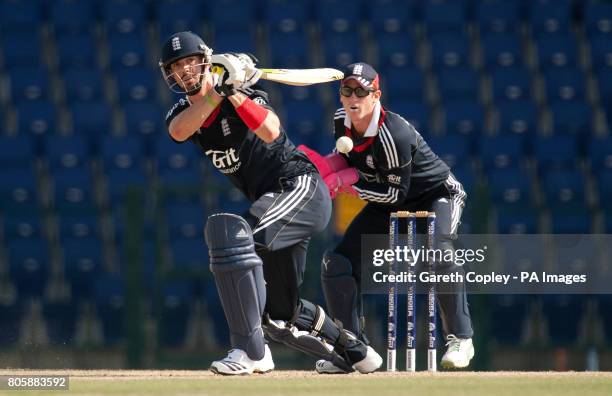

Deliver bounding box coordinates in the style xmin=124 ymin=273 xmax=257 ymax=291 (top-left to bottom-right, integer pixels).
xmin=315 ymin=346 xmax=382 ymax=374
xmin=210 ymin=345 xmax=275 ymax=375
xmin=440 ymin=334 xmax=474 ymax=369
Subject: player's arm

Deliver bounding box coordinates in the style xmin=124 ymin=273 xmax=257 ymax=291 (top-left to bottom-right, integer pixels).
xmin=167 ymin=91 xmax=224 ymax=141
xmin=227 ymin=92 xmax=280 ymax=143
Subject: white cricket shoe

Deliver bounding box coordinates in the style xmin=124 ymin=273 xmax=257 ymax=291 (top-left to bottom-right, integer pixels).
xmin=440 ymin=334 xmax=474 ymax=369
xmin=210 ymin=345 xmax=274 ymax=375
xmin=315 ymin=346 xmax=383 ymax=374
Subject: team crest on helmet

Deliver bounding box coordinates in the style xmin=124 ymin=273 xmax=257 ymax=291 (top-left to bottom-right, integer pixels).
xmin=171 ymin=37 xmax=181 ymax=51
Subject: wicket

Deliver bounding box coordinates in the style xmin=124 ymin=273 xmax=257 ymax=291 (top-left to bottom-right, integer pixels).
xmin=387 ymin=211 xmax=437 ymax=372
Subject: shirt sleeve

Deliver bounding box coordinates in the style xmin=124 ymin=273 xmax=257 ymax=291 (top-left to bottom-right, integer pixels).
xmin=352 ymin=118 xmax=415 ymax=206
xmin=165 ymin=98 xmax=191 ymax=143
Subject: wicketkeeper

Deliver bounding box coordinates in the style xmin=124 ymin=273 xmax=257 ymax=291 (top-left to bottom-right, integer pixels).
xmin=159 ymin=32 xmax=382 ymax=375
xmin=300 ymin=62 xmax=475 ymax=373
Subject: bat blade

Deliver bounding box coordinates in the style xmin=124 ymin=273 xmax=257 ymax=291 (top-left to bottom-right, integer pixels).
xmin=259 ymin=68 xmax=344 ymax=86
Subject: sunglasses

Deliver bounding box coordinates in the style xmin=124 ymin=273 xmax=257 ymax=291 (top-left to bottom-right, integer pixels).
xmin=340 ymin=85 xmax=376 ymax=98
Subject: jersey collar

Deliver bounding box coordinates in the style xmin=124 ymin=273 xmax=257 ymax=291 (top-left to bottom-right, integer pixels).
xmin=343 ymin=101 xmax=382 ymax=137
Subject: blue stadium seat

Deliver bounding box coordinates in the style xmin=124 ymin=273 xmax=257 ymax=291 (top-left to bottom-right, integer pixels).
xmin=529 ymin=2 xmax=572 ymax=36
xmin=101 ymin=135 xmax=144 ymax=171
xmin=0 ymin=169 xmax=38 ymax=213
xmin=70 ymin=101 xmax=113 ymax=137
xmin=264 ymin=0 xmax=310 ymax=34
xmin=497 ymin=100 xmax=538 ymax=135
xmin=486 ymin=168 xmax=533 ymax=206
xmin=423 ymin=1 xmax=466 ymax=33
xmin=63 ymin=68 xmax=104 ymax=103
xmin=154 ymin=135 xmax=201 ymax=172
xmin=495 ymin=204 xmax=539 ymax=234
xmin=63 ymin=237 xmax=103 ymax=300
xmin=16 ymin=101 xmax=57 ymax=137
xmin=542 ymin=169 xmax=586 ymax=208
xmin=549 ymin=206 xmax=592 ymax=234
xmin=386 ymin=101 xmax=429 ymax=134
xmin=0 ymin=300 xmax=22 ymax=346
xmin=545 ymin=67 xmax=586 ymax=103
xmin=9 ymin=67 xmax=50 ymax=103
xmin=598 ymin=70 xmax=612 ymax=108
xmin=50 ymin=0 xmax=96 ymax=35
xmin=283 ymin=100 xmax=325 ymax=142
xmin=490 ymin=67 xmax=532 ymax=102
xmin=211 ymin=30 xmax=256 ymax=54
xmin=437 ymin=67 xmax=480 ymax=100
xmin=315 ymin=0 xmax=362 ymax=34
xmin=8 ymin=238 xmax=49 ymax=298
xmin=443 ymin=100 xmax=484 ymax=136
xmin=43 ymin=134 xmax=89 ymax=170
xmin=375 ymin=32 xmax=417 ymax=69
xmin=158 ymin=168 xmax=202 ymax=191
xmin=536 ymin=34 xmax=578 ymax=70
xmin=480 ymin=32 xmax=523 ymax=69
xmin=115 ymin=68 xmax=158 ymax=103
xmin=170 ymin=238 xmax=208 ymax=270
xmin=58 ymin=214 xmax=100 ymax=239
xmin=166 ymin=203 xmax=205 ymax=240
xmin=277 ymin=85 xmax=318 ymax=104
xmin=383 ymin=66 xmax=424 ymax=101
xmin=159 ymin=281 xmax=195 ymax=347
xmin=156 ymin=0 xmax=203 ymax=40
xmin=605 ymin=210 xmax=612 ymax=233
xmin=323 ymin=32 xmax=363 ymax=67
xmin=542 ymin=295 xmax=583 ymax=344
xmin=269 ymin=32 xmax=310 ymax=69
xmin=429 ymin=32 xmax=470 ymax=69
xmin=0 ymin=1 xmax=43 ymax=35
xmin=588 ymin=136 xmax=612 ymax=174
xmin=218 ymin=186 xmax=250 ymax=214
xmin=107 ymin=33 xmax=148 ymax=69
xmin=105 ymin=167 xmax=148 ymax=203
xmin=51 ymin=168 xmax=94 ymax=212
xmin=490 ymin=295 xmax=529 ymax=344
xmin=94 ymin=275 xmax=125 ymax=343
xmin=56 ymin=35 xmax=98 ymax=69
xmin=584 ymin=2 xmax=612 ymax=37
xmin=590 ymin=33 xmax=612 ymax=72
xmin=533 ymin=135 xmax=579 ymax=170
xmin=43 ymin=301 xmax=78 ymax=345
xmin=0 ymin=135 xmax=35 ymax=167
xmin=1 ymin=34 xmax=42 ymax=68
xmin=478 ymin=134 xmax=526 ymax=170
xmin=426 ymin=134 xmax=470 ymax=169
xmin=369 ymin=0 xmax=414 ymax=34
xmin=476 ymin=1 xmax=520 ymax=34
xmin=1 ymin=213 xmax=43 ymax=241
xmin=209 ymin=0 xmax=256 ymax=33
xmin=597 ymin=170 xmax=612 ymax=209
xmin=102 ymin=1 xmax=147 ymax=35
xmin=549 ymin=100 xmax=592 ymax=135
xmin=124 ymin=101 xmax=165 ymax=138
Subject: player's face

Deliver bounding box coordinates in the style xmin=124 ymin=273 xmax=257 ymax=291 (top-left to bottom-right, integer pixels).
xmin=340 ymin=80 xmax=381 ymax=122
xmin=169 ymin=56 xmax=209 ymax=91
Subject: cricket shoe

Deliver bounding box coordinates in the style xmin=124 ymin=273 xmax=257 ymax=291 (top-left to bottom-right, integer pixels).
xmin=210 ymin=345 xmax=274 ymax=375
xmin=440 ymin=334 xmax=474 ymax=369
xmin=315 ymin=346 xmax=383 ymax=374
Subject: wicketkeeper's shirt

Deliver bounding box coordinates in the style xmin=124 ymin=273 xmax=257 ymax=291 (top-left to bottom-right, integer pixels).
xmin=333 ymin=104 xmax=450 ymax=206
xmin=166 ymin=87 xmax=315 ymax=202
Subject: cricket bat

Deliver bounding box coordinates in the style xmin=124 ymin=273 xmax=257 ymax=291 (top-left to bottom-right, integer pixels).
xmin=259 ymin=68 xmax=344 ymax=86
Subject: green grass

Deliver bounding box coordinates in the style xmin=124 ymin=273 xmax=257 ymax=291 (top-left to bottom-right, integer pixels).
xmin=3 ymin=371 xmax=612 ymax=396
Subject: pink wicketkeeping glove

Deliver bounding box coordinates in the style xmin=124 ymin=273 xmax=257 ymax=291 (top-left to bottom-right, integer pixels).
xmin=324 ymin=168 xmax=359 ymax=199
xmin=325 ymin=152 xmax=349 ymax=172
xmin=297 ymin=144 xmax=333 ymax=177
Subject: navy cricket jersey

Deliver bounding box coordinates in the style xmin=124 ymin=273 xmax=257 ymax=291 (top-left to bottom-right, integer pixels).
xmin=333 ymin=104 xmax=451 ymax=206
xmin=165 ymin=87 xmax=315 ymax=202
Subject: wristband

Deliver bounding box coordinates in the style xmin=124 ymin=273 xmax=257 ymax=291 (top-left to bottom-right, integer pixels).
xmin=235 ymin=97 xmax=268 ymax=131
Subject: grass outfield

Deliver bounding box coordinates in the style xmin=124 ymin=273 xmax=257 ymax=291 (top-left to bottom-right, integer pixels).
xmin=0 ymin=370 xmax=611 ymax=396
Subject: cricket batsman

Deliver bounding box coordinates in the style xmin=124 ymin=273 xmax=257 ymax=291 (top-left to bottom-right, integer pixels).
xmin=159 ymin=32 xmax=382 ymax=375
